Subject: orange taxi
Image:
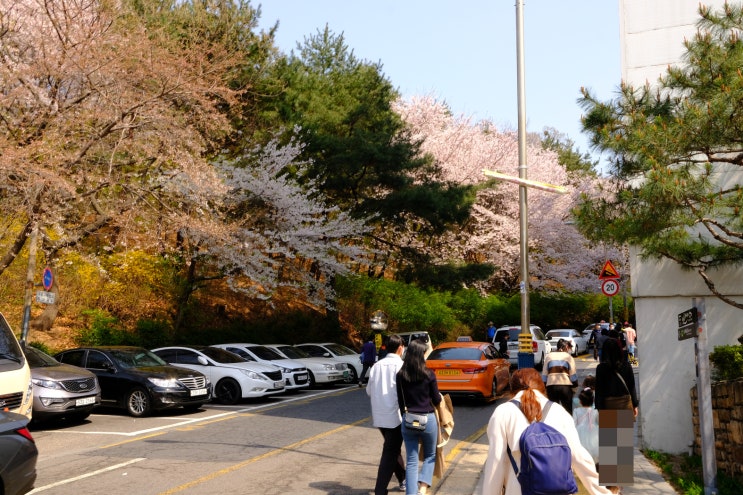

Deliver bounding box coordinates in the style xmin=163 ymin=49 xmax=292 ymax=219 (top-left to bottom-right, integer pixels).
xmin=426 ymin=341 xmax=510 ymax=401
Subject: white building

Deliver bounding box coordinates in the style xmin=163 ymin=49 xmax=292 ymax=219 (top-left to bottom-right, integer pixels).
xmin=619 ymin=0 xmax=743 ymax=453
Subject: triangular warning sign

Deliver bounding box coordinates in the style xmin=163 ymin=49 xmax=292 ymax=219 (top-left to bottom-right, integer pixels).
xmin=598 ymin=260 xmax=620 ymax=280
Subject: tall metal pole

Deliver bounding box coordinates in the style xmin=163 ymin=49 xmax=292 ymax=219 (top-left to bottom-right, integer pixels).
xmin=693 ymin=298 xmax=717 ymax=495
xmin=515 ymin=0 xmax=533 ymax=368
xmin=20 ymin=221 xmax=39 ymax=348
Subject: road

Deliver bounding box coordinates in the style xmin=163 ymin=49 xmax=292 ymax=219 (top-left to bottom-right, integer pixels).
xmin=27 ymin=382 xmax=506 ymax=495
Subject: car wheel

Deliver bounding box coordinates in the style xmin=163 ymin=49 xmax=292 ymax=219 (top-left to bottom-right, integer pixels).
xmin=215 ymin=378 xmax=242 ymax=405
xmin=307 ymin=371 xmax=317 ymax=388
xmin=345 ymin=367 xmax=358 ymax=384
xmin=573 ymin=345 xmax=579 ymax=357
xmin=126 ymin=387 xmax=152 ymax=417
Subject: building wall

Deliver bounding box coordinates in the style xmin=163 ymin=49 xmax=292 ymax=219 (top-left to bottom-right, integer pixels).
xmin=619 ymin=0 xmax=743 ymax=454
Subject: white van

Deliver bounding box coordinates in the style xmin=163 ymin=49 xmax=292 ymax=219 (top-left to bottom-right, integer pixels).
xmin=0 ymin=312 xmax=33 ymax=419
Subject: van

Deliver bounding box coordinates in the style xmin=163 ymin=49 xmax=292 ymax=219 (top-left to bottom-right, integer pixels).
xmin=394 ymin=331 xmax=434 ymax=358
xmin=0 ymin=313 xmax=33 ymax=419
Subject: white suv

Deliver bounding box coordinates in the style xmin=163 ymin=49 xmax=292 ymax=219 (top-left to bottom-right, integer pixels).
xmin=492 ymin=325 xmax=551 ymax=370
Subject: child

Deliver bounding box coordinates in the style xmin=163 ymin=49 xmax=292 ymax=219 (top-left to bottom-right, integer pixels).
xmin=573 ymin=384 xmax=599 ymax=467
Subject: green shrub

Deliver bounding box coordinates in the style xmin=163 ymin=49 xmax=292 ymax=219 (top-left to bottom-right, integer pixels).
xmin=76 ymin=309 xmax=136 ymax=346
xmin=709 ymin=345 xmax=743 ymax=381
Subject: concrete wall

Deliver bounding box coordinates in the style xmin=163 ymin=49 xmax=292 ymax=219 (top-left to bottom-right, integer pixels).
xmin=619 ymin=0 xmax=743 ymax=453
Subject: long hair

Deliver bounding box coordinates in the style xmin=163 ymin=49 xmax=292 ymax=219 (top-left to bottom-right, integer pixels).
xmin=398 ymin=339 xmax=430 ymax=383
xmin=509 ymin=368 xmax=547 ymax=422
xmin=601 ymin=338 xmax=626 ymax=372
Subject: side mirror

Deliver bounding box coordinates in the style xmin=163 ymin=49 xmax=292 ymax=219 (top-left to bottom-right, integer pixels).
xmin=197 ymin=356 xmax=209 ymax=366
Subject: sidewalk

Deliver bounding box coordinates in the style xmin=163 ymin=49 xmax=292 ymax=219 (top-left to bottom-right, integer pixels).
xmin=433 ymin=359 xmax=679 ymax=495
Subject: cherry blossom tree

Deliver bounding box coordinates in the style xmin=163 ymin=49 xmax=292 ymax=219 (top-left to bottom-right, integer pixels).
xmin=395 ymin=95 xmax=626 ymax=293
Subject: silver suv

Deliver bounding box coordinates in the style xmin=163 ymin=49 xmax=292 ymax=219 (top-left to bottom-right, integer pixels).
xmin=492 ymin=325 xmax=551 ymax=370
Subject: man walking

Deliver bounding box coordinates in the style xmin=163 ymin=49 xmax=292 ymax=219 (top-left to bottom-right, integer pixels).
xmin=623 ymin=321 xmax=637 ymax=364
xmin=366 ymin=335 xmax=406 ymax=495
xmin=359 ymin=335 xmax=377 ymax=386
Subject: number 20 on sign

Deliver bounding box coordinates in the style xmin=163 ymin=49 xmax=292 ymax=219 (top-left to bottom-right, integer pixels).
xmin=601 ymin=279 xmax=620 ymax=297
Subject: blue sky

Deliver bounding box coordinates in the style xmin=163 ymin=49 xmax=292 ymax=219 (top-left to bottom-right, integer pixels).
xmin=256 ymin=1 xmax=621 ymax=165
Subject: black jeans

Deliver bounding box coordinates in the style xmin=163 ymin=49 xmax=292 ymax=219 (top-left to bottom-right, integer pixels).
xmin=375 ymin=426 xmax=405 ymax=495
xmin=547 ymin=384 xmax=576 ymax=415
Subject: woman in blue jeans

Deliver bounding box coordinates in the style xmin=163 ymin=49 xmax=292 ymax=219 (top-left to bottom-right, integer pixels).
xmin=396 ymin=339 xmax=441 ymax=495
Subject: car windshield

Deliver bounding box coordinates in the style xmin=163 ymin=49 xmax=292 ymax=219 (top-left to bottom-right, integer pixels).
xmin=324 ymin=344 xmax=357 ymax=356
xmin=24 ymin=346 xmax=60 ymax=367
xmin=200 ymin=346 xmax=247 ymax=364
xmin=109 ymin=348 xmax=167 ymax=368
xmin=277 ymin=346 xmax=310 ymax=359
xmin=246 ymin=346 xmax=283 ymax=360
xmin=547 ymin=331 xmax=570 ymax=339
xmin=0 ymin=314 xmax=23 ymax=363
xmin=428 ymin=347 xmax=483 ymax=361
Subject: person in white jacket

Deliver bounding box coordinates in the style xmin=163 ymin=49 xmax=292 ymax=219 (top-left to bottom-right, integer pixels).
xmin=366 ymin=335 xmax=406 ymax=495
xmin=481 ymin=368 xmax=611 ymax=495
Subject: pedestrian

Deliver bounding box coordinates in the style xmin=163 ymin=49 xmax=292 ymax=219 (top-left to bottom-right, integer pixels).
xmin=589 ymin=323 xmax=602 ymax=360
xmin=396 ymin=339 xmax=441 ymax=495
xmin=541 ymin=338 xmax=578 ymax=414
xmin=596 ymin=326 xmax=610 ymax=361
xmin=481 ymin=368 xmax=611 ymax=495
xmin=486 ymin=321 xmax=496 ymax=342
xmin=497 ymin=332 xmax=508 ymax=357
xmin=595 ymin=338 xmax=638 ymax=418
xmin=359 ymin=335 xmax=377 ymax=386
xmin=623 ymin=321 xmax=637 ymax=364
xmin=366 ymin=334 xmax=406 ymax=495
xmin=573 ymin=386 xmax=599 ymax=467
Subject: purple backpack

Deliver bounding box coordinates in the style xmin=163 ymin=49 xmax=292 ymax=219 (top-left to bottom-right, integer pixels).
xmin=507 ymin=400 xmax=578 ymax=495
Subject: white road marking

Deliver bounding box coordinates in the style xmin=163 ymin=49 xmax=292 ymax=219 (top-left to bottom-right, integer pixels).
xmin=28 ymin=458 xmax=146 ymax=493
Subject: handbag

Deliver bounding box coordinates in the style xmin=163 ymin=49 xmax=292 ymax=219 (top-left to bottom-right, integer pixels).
xmin=604 ymin=371 xmax=633 ymax=411
xmin=400 ymin=381 xmax=428 ymax=431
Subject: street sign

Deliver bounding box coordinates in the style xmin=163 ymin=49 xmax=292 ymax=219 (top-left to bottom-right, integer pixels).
xmin=42 ymin=266 xmax=54 ymax=291
xmin=598 ymin=260 xmax=620 ymax=280
xmin=36 ymin=290 xmax=56 ymax=305
xmin=601 ymin=279 xmax=620 ymax=297
xmin=677 ymin=307 xmax=698 ymax=341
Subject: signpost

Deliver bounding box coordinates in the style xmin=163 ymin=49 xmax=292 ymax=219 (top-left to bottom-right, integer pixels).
xmin=601 ymin=279 xmax=620 ymax=297
xmin=598 ymin=260 xmax=620 ymax=324
xmin=677 ymin=307 xmax=698 ymax=341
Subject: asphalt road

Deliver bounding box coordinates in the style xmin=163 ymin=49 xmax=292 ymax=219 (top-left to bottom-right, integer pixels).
xmin=27 ymin=382 xmax=506 ymax=495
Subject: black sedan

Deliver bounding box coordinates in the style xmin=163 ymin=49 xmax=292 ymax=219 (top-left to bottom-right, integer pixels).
xmin=0 ymin=410 xmax=37 ymax=495
xmin=54 ymin=346 xmax=211 ymax=417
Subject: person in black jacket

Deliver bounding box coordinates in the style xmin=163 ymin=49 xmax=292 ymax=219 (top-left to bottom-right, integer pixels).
xmin=595 ymin=338 xmax=638 ymax=418
xmin=396 ymin=339 xmax=441 ymax=495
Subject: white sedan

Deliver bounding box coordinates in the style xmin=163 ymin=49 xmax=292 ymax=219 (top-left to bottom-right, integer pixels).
xmin=294 ymin=343 xmax=363 ymax=384
xmin=151 ymin=346 xmax=285 ymax=404
xmin=263 ymin=344 xmax=349 ymax=387
xmin=544 ymin=329 xmax=589 ymax=356
xmin=212 ymin=343 xmax=310 ymax=391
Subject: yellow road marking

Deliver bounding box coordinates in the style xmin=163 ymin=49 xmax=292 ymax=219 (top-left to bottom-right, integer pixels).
xmin=157 ymin=417 xmax=370 ymax=494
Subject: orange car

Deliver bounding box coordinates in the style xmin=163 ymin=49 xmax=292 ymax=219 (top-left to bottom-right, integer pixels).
xmin=426 ymin=341 xmax=510 ymax=401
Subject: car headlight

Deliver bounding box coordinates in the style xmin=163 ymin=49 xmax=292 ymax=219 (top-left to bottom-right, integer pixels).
xmin=322 ymin=364 xmax=335 ymax=371
xmin=148 ymin=377 xmax=181 ymax=388
xmin=32 ymin=378 xmax=63 ymax=390
xmin=240 ymin=369 xmax=269 ymax=381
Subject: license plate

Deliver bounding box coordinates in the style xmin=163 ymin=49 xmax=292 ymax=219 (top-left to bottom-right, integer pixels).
xmin=437 ymin=369 xmax=460 ymax=376
xmin=190 ymin=388 xmax=207 ymax=397
xmin=76 ymin=396 xmax=96 ymax=406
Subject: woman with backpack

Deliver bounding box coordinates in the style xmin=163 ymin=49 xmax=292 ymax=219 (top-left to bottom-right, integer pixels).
xmin=481 ymin=368 xmax=611 ymax=495
xmin=396 ymin=339 xmax=441 ymax=495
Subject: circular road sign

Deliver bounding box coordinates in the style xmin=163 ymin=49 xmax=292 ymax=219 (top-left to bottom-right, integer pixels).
xmin=42 ymin=266 xmax=54 ymax=291
xmin=601 ymin=279 xmax=620 ymax=297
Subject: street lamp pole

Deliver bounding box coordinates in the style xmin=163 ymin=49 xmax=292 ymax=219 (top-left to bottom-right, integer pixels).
xmin=515 ymin=0 xmax=533 ymax=368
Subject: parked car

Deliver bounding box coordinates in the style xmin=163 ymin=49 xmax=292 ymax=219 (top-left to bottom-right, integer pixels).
xmin=394 ymin=331 xmax=433 ymax=357
xmin=0 ymin=410 xmax=37 ymax=495
xmin=426 ymin=341 xmax=511 ymax=401
xmin=294 ymin=343 xmax=363 ymax=383
xmin=151 ymin=346 xmax=285 ymax=404
xmin=0 ymin=312 xmax=33 ymax=420
xmin=24 ymin=346 xmax=101 ymax=423
xmin=54 ymin=346 xmax=211 ymax=417
xmin=545 ymin=329 xmax=588 ymax=356
xmin=212 ymin=343 xmax=310 ymax=391
xmin=263 ymin=344 xmax=349 ymax=387
xmin=492 ymin=325 xmax=551 ymax=370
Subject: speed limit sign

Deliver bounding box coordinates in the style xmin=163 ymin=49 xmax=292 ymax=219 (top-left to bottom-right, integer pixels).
xmin=601 ymin=279 xmax=620 ymax=296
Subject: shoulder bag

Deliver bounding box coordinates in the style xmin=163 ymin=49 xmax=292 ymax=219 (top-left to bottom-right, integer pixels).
xmin=400 ymin=381 xmax=428 ymax=431
xmin=603 ymin=370 xmax=633 ymax=411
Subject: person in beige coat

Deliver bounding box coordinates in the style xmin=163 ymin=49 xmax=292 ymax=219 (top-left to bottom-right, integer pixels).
xmin=481 ymin=368 xmax=611 ymax=495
